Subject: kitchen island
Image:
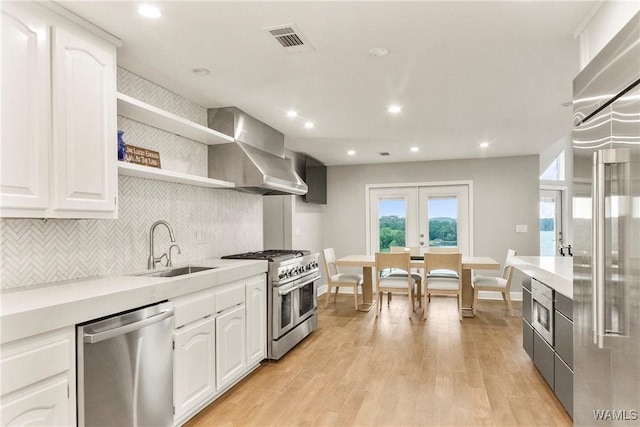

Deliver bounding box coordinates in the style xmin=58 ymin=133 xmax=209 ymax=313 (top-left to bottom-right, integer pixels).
xmin=512 ymin=256 xmax=573 ymax=418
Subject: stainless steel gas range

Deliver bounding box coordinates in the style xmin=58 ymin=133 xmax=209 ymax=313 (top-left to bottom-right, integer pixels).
xmin=222 ymin=250 xmax=320 ymax=360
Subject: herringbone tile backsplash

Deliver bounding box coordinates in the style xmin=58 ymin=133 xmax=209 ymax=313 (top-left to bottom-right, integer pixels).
xmin=0 ymin=68 xmax=262 ymax=289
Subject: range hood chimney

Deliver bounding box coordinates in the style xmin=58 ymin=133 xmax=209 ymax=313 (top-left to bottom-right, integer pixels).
xmin=207 ymin=107 xmax=307 ymax=196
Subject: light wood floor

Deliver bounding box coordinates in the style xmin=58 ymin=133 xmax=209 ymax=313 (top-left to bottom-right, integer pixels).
xmin=187 ymin=295 xmax=572 ymax=427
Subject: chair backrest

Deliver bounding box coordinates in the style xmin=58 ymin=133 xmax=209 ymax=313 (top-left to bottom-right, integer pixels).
xmin=375 ymin=252 xmax=411 ymax=276
xmin=322 ymin=248 xmax=338 ymax=279
xmin=389 ymin=246 xmax=419 ymax=255
xmin=423 ymin=252 xmax=462 ymax=277
xmin=502 ymin=249 xmax=517 ymax=285
xmin=425 ymin=246 xmax=459 ymax=254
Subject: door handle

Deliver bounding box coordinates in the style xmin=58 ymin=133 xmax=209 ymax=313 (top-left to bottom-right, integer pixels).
xmin=83 ymin=309 xmax=174 ymax=344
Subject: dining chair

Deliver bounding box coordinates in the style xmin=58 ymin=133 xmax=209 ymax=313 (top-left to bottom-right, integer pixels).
xmin=424 ymin=247 xmax=460 ymax=279
xmin=388 ymin=246 xmax=422 ymax=307
xmin=375 ymin=252 xmax=417 ymax=317
xmin=322 ymin=248 xmax=364 ymax=310
xmin=472 ymin=249 xmax=517 ymax=316
xmin=423 ymin=252 xmax=463 ymax=320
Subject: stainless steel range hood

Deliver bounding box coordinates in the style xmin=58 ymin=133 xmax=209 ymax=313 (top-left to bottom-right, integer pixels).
xmin=207 ymin=107 xmax=307 ymax=196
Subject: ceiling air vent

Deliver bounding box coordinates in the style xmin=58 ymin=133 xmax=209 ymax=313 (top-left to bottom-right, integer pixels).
xmin=264 ymin=24 xmax=315 ymax=54
xmin=379 ymin=152 xmax=390 ymax=156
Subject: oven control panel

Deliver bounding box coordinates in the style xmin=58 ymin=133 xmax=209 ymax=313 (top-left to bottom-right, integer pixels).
xmin=272 ymin=255 xmax=320 ymax=284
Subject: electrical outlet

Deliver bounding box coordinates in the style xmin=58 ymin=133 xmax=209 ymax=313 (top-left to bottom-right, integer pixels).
xmin=516 ymin=224 xmax=528 ymax=233
xmin=196 ymin=230 xmax=208 ymax=244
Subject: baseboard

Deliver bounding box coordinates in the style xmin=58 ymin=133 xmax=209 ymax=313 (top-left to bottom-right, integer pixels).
xmin=318 ymin=286 xmax=522 ymax=302
xmin=477 ymin=290 xmax=522 ymax=301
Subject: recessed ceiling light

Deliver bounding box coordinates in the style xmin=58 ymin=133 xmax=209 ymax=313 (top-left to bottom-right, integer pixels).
xmin=287 ymin=111 xmax=298 ymax=118
xmin=191 ymin=68 xmax=210 ymax=76
xmin=138 ymin=5 xmax=161 ymax=19
xmin=410 ymin=147 xmax=419 ymax=152
xmin=304 ymin=121 xmax=314 ymax=129
xmin=347 ymin=150 xmax=356 ymax=156
xmin=480 ymin=142 xmax=490 ymax=148
xmin=388 ymin=105 xmax=401 ymax=114
xmin=368 ymin=47 xmax=389 ymax=57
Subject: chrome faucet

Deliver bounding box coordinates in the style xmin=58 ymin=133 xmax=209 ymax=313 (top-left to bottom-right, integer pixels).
xmin=168 ymin=244 xmax=182 ymax=267
xmin=148 ymin=220 xmax=176 ymax=269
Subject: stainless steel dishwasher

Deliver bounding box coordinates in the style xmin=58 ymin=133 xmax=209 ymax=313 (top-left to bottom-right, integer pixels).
xmin=77 ymin=302 xmax=174 ymax=427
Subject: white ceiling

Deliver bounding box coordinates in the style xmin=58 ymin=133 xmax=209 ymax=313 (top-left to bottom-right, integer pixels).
xmin=60 ymin=0 xmax=597 ymax=166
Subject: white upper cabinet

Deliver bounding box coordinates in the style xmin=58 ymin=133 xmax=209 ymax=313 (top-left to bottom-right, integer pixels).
xmin=0 ymin=3 xmax=50 ymax=215
xmin=50 ymin=25 xmax=116 ymax=217
xmin=0 ymin=2 xmax=117 ymax=219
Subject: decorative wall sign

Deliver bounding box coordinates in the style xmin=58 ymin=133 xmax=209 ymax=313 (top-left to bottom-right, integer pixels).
xmin=125 ymin=144 xmax=161 ymax=168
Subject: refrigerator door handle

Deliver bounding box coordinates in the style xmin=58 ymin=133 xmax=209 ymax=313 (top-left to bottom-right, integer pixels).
xmin=593 ymin=153 xmax=605 ymax=348
xmin=593 ymin=148 xmax=631 ymax=349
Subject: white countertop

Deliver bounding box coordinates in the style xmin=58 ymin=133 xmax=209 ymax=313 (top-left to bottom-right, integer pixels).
xmin=1 ymin=258 xmax=268 ymax=344
xmin=511 ymin=256 xmax=573 ymax=299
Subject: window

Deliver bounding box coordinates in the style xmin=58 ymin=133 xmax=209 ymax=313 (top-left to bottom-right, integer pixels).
xmin=540 ymin=151 xmax=565 ymax=181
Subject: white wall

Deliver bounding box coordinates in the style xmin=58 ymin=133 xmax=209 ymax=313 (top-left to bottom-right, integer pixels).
xmin=576 ymin=1 xmax=640 ymax=69
xmin=323 ymin=155 xmax=539 ymax=293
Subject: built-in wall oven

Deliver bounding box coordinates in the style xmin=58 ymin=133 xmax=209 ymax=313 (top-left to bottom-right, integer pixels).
xmin=222 ymin=250 xmax=320 ymax=360
xmin=531 ymin=278 xmax=554 ymax=345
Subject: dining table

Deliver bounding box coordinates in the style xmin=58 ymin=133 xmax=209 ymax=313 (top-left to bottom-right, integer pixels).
xmin=334 ymin=254 xmax=500 ymax=317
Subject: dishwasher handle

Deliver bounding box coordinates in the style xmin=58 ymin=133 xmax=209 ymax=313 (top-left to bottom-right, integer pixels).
xmin=83 ymin=309 xmax=174 ymax=344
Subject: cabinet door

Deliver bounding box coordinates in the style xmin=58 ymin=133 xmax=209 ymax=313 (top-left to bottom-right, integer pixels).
xmin=50 ymin=25 xmax=117 ymax=218
xmin=216 ymin=305 xmax=246 ymax=391
xmin=0 ymin=3 xmax=50 ymax=217
xmin=173 ymin=317 xmax=216 ymax=422
xmin=246 ymin=277 xmax=266 ymax=366
xmin=1 ymin=378 xmax=70 ymax=427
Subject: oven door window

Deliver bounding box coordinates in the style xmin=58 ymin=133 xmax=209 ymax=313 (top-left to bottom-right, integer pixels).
xmin=297 ymin=279 xmax=317 ymax=323
xmin=274 ymin=285 xmax=295 ymax=338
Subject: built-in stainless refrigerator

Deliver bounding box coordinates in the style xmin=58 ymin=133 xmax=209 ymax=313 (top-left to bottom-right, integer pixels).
xmin=572 ymin=12 xmax=640 ymax=426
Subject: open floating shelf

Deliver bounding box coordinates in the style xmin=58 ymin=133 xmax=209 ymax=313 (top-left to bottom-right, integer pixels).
xmin=116 ymin=93 xmax=234 ymax=145
xmin=118 ymin=162 xmax=234 ymax=189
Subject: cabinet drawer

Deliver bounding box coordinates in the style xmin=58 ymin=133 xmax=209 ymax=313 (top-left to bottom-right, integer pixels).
xmin=172 ymin=289 xmax=216 ymax=328
xmin=554 ymin=353 xmax=573 ymax=417
xmin=554 ymin=310 xmax=573 ymax=369
xmin=554 ymin=292 xmax=572 ymax=321
xmin=533 ymin=330 xmax=554 ymax=389
xmin=214 ymin=281 xmax=245 ymax=313
xmin=1 ymin=328 xmax=73 ymax=396
xmin=523 ymin=319 xmax=533 ymax=360
xmin=522 ymin=287 xmax=532 ymax=324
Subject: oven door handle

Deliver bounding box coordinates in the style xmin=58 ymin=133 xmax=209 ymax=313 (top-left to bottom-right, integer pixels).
xmin=278 ymin=284 xmax=298 ymax=296
xmin=296 ymin=275 xmax=319 ymax=289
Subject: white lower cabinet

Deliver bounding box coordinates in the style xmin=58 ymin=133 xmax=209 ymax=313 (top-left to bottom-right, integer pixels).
xmin=170 ymin=273 xmax=266 ymax=424
xmin=215 ymin=305 xmax=247 ymax=391
xmin=173 ymin=317 xmax=216 ymax=421
xmin=0 ymin=328 xmax=76 ymax=427
xmin=246 ymin=277 xmax=267 ymax=366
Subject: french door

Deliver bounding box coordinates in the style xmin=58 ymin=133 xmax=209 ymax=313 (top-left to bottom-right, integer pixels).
xmin=368 ymin=183 xmax=471 ymax=256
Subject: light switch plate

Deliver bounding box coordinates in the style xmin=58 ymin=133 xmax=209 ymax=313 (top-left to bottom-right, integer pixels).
xmin=516 ymin=224 xmax=528 ymax=233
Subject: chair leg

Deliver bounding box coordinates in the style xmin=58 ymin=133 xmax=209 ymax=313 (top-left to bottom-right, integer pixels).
xmin=472 ymin=288 xmax=479 ymax=316
xmin=325 ymin=284 xmax=333 ymax=308
xmin=503 ymin=291 xmax=514 ymax=317
xmin=423 ymin=290 xmax=428 ymax=320
xmin=334 ymin=286 xmax=340 ymax=303
xmin=353 ymin=286 xmax=359 ymax=310
xmin=387 ymin=292 xmax=391 ymax=306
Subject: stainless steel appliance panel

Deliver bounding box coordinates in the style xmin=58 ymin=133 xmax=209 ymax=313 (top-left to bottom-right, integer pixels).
xmin=532 ymin=279 xmax=554 ymax=345
xmin=77 ymin=302 xmax=174 ymax=427
xmin=573 ymin=12 xmax=640 ymax=425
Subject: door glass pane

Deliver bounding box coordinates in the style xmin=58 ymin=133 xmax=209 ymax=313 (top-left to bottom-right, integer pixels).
xmin=540 ymin=197 xmax=556 ymax=256
xmin=428 ymin=196 xmax=457 ymax=247
xmin=378 ymin=198 xmax=406 ymax=252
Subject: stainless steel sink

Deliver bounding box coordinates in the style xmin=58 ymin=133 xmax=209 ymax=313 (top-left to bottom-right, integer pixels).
xmin=136 ymin=266 xmax=216 ymax=277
